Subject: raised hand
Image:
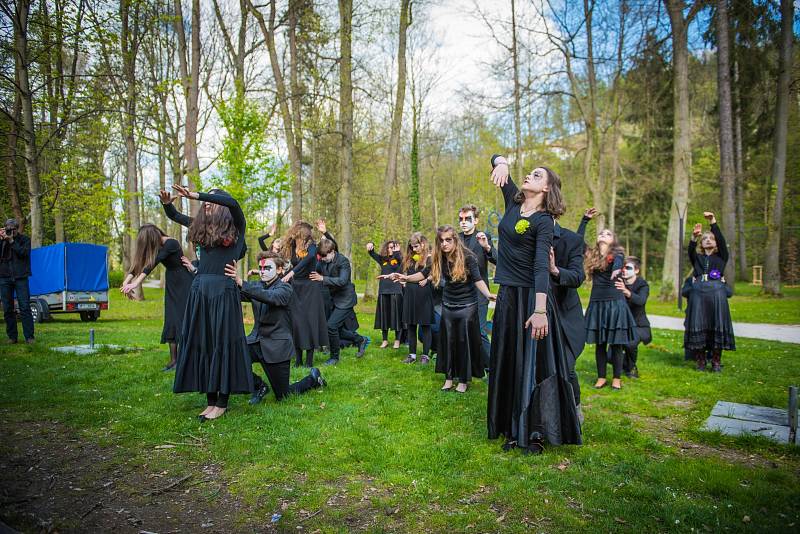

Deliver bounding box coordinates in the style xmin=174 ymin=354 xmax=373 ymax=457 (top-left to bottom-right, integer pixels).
xmin=315 ymin=218 xmax=327 ymax=234
xmin=491 ymin=158 xmax=510 ymax=187
xmin=584 ymin=207 xmax=599 ymax=219
xmin=268 ymin=222 xmax=277 ymax=236
xmin=159 ymin=190 xmax=177 ymax=205
xmin=366 ymin=242 xmax=375 ymax=252
xmin=703 ymin=211 xmax=716 ymax=224
xmin=476 ymin=232 xmax=490 ymax=250
xmin=171 ymin=184 xmax=198 ymax=199
xmin=693 ymin=223 xmax=702 ymax=239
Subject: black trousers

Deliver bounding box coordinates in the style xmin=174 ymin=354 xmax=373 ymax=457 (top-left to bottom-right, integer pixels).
xmin=567 ymin=354 xmax=581 ymax=405
xmin=0 ymin=276 xmax=34 ymax=341
xmin=249 ymin=344 xmax=316 ymax=400
xmin=623 ymin=342 xmax=639 ymax=373
xmin=328 ymin=306 xmax=363 ymax=360
xmin=596 ymin=343 xmax=623 ymax=379
xmin=407 ymin=324 xmax=432 ymax=356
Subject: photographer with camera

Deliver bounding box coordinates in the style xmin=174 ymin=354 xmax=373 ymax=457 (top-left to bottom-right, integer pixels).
xmin=0 ymin=219 xmax=34 ymax=344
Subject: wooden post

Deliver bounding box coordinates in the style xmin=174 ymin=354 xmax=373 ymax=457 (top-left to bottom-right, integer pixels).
xmin=789 ymin=386 xmax=798 ymax=444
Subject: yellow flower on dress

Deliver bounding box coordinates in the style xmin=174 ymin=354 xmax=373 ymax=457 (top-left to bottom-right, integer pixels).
xmin=412 ymin=254 xmax=420 ymax=262
xmin=297 ymin=250 xmax=308 ymax=259
xmin=390 ymin=259 xmax=398 ymax=266
xmin=515 ymin=219 xmax=530 ymax=235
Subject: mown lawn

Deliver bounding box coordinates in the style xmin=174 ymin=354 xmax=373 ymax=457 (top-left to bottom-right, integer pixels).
xmin=1 ymin=289 xmax=799 ymax=532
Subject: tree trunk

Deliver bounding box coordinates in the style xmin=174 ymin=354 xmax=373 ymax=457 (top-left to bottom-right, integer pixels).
xmin=763 ymin=0 xmax=793 ymax=295
xmin=510 ymin=0 xmax=522 ymax=180
xmin=382 ymin=0 xmax=412 ymax=233
xmin=733 ymin=60 xmax=747 ymax=278
xmin=174 ymin=0 xmax=201 ymax=210
xmin=641 ymin=226 xmax=647 ymax=279
xmin=4 ymin=92 xmax=24 ymax=230
xmin=288 ymin=2 xmax=304 ymax=217
xmin=661 ymin=0 xmax=695 ymax=300
xmin=716 ymin=0 xmax=736 ymax=287
xmin=336 ymin=0 xmax=353 ymax=262
xmin=13 ymin=0 xmax=42 ymax=247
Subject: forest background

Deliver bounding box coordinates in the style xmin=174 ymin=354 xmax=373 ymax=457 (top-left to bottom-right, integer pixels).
xmin=1 ymin=0 xmax=797 ymax=300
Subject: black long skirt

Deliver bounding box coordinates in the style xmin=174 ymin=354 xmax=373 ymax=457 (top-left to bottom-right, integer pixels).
xmin=402 ymin=283 xmax=434 ymax=326
xmin=173 ymin=274 xmax=253 ymax=395
xmin=684 ymin=280 xmax=735 ymax=351
xmin=161 ymin=267 xmax=193 ymax=343
xmin=487 ymin=286 xmax=582 ymax=448
xmin=374 ymin=293 xmax=403 ymax=331
xmin=435 ymin=302 xmax=485 ymax=382
xmin=584 ymin=298 xmax=638 ymax=346
xmin=290 ymin=278 xmax=330 ymax=350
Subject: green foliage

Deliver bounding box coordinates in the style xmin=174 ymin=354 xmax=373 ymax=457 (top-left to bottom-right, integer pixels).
xmin=108 ymin=270 xmax=125 ymax=288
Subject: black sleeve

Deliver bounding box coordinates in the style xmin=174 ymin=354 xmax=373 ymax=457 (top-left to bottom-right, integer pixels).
xmin=486 ymin=236 xmax=498 ymax=265
xmin=163 ymin=202 xmax=193 ymax=228
xmin=291 ymin=243 xmax=318 ymax=274
xmin=628 ymin=280 xmax=649 ymax=307
xmin=466 ymin=253 xmax=482 ymax=283
xmin=710 ymin=223 xmax=728 ymax=264
xmin=143 ymin=239 xmax=181 ymax=276
xmin=368 ymin=250 xmax=383 ymax=266
xmin=553 ymin=235 xmax=586 ymax=289
xmin=421 ymin=257 xmax=432 ymax=278
xmin=197 ymin=192 xmax=246 ymax=235
xmin=489 ymin=154 xmax=519 ymax=210
xmin=324 ymin=231 xmax=339 ymax=252
xmin=10 ymin=235 xmax=30 ymax=259
xmin=576 ymin=216 xmax=590 ymax=238
xmin=241 ymin=281 xmax=293 ymax=307
xmin=612 ymin=253 xmax=624 ymax=271
xmin=257 ymin=232 xmax=271 ymax=251
xmin=533 ymin=215 xmax=554 ymax=293
xmin=688 ymin=237 xmax=697 ymax=266
xmin=323 ymin=257 xmax=351 ymax=288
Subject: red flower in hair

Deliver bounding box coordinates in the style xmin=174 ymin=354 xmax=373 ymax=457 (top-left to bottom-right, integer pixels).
xmin=606 ymin=254 xmax=614 ymax=264
xmin=222 ymin=237 xmax=233 ymax=247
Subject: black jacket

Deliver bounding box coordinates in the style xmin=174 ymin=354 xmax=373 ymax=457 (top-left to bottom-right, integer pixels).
xmin=459 ymin=231 xmax=497 ymax=287
xmin=0 ymin=234 xmax=32 ymax=279
xmin=317 ymin=252 xmax=357 ymax=309
xmin=240 ymin=279 xmax=295 ymax=363
xmin=550 ymin=224 xmax=586 ymax=360
xmin=624 ymin=277 xmax=652 ymax=345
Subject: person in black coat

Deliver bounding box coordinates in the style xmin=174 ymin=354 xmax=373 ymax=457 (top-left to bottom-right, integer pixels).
xmin=458 ymin=204 xmax=497 ymax=369
xmin=549 ymin=221 xmax=587 ymax=417
xmin=227 ymin=252 xmax=326 ymax=404
xmin=367 ymin=240 xmax=404 ymax=348
xmin=312 ymin=238 xmax=370 ymax=365
xmin=616 ymin=256 xmax=652 ymax=378
xmin=0 ymin=219 xmax=34 ymax=344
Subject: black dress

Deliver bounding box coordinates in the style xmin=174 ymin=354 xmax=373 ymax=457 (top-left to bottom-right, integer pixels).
xmin=370 ymin=250 xmax=404 ymax=332
xmin=435 ymin=253 xmax=485 ymax=382
xmin=142 ymin=238 xmax=193 ymax=344
xmin=584 ymin=253 xmax=638 ymax=346
xmin=289 ymin=244 xmax=330 ymax=350
xmin=402 ymin=257 xmax=434 ymax=326
xmin=165 ymin=192 xmax=254 ymax=396
xmin=486 ymin=158 xmax=581 ymax=449
xmin=684 ymin=223 xmax=735 ymax=351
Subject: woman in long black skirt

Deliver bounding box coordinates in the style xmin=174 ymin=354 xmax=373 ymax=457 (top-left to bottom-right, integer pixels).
xmin=389 ymin=232 xmax=434 ymax=364
xmin=121 ymin=224 xmax=194 ymax=371
xmin=583 ymin=226 xmax=637 ymax=390
xmin=486 ymin=155 xmax=581 ymax=454
xmin=280 ymin=221 xmax=329 ymax=367
xmin=685 ymin=211 xmax=735 ymax=372
xmin=160 ymin=185 xmax=253 ymax=421
xmin=367 ymin=240 xmax=404 ymax=349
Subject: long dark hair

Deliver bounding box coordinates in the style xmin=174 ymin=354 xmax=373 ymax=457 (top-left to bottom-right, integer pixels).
xmin=402 ymin=232 xmax=430 ymax=273
xmin=430 ymin=225 xmax=468 ymax=285
xmin=129 ymin=224 xmax=168 ymax=275
xmin=187 ymin=188 xmax=238 ymax=248
xmin=584 ymin=229 xmax=624 ymax=280
xmin=512 ymin=166 xmax=567 ymax=218
xmin=280 ymin=221 xmax=314 ymax=260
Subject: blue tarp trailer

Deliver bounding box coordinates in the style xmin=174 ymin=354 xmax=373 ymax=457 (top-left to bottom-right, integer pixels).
xmin=17 ymin=243 xmax=110 ymax=322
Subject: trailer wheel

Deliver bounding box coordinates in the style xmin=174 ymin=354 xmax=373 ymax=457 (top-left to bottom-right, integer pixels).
xmin=30 ymin=302 xmax=43 ymax=323
xmin=80 ymin=311 xmax=100 ymax=322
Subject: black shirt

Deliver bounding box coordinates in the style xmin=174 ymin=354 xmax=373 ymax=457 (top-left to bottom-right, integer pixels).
xmin=441 ymin=251 xmax=482 ymax=306
xmin=459 ymin=231 xmax=497 ymax=286
xmin=492 ymin=177 xmax=553 ymax=291
xmin=143 ymin=238 xmax=186 ymax=275
xmin=688 ymin=223 xmax=728 ymax=279
xmin=0 ymin=234 xmax=31 ymax=279
xmin=291 ymin=243 xmax=318 ymax=280
xmin=369 ymin=250 xmax=404 ymax=295
xmin=588 ymin=252 xmax=625 ymax=302
xmin=624 ymin=277 xmax=650 ymax=328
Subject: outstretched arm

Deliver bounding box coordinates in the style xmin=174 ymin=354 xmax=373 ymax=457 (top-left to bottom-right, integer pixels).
xmin=490 ymin=154 xmax=519 ymax=210
xmin=160 ymin=190 xmax=193 ymax=228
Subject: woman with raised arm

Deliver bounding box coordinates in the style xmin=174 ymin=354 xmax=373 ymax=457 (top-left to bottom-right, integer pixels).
xmin=391 ymin=232 xmax=435 ymax=365
xmin=163 ymin=185 xmax=253 ymax=421
xmin=367 ymin=240 xmax=404 ymax=349
xmin=684 ymin=211 xmax=735 ymax=372
xmin=280 ymin=221 xmax=329 ymax=368
xmin=121 ymin=224 xmax=193 ymax=371
xmin=486 ymin=155 xmax=581 ymax=455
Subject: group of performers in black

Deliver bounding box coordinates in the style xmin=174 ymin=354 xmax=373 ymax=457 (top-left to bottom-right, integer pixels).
xmin=120 ymin=155 xmax=736 ymax=449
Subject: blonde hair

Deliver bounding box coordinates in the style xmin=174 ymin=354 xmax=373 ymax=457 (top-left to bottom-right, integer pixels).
xmin=430 ymin=225 xmax=468 ymax=285
xmin=402 ymin=232 xmax=430 ymax=272
xmin=584 ymin=229 xmax=624 ymax=281
xmin=696 ymin=231 xmax=719 ymax=255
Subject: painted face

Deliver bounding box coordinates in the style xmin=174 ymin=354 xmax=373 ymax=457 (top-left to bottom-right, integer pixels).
xmin=522 ymin=167 xmax=550 ymax=193
xmin=258 ymin=258 xmax=279 ymax=283
xmin=701 ymin=232 xmax=717 ymax=251
xmin=458 ymin=211 xmax=476 ymax=233
xmin=439 ymin=232 xmax=456 ymax=254
xmin=411 ymin=241 xmax=423 ymax=254
xmin=622 ymin=263 xmax=637 ymax=281
xmin=321 ymin=251 xmax=336 ymax=263
xmin=597 ymin=229 xmax=614 ymax=246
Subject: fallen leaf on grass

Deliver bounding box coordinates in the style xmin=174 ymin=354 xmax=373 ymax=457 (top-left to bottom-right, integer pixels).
xmin=615 ymin=517 xmax=627 ymax=524
xmin=742 ymin=516 xmax=751 ymax=523
xmin=155 ymin=445 xmax=176 ymax=449
xmin=496 ymin=515 xmax=505 ymax=523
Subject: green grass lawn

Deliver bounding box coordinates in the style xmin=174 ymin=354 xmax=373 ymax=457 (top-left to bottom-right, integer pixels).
xmin=1 ymin=289 xmax=799 ymax=531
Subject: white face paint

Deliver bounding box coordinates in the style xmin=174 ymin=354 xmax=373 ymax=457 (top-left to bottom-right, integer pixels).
xmin=322 ymin=251 xmax=336 ymax=263
xmin=458 ymin=212 xmax=476 ymax=234
xmin=259 ymin=258 xmax=279 ymax=283
xmin=622 ymin=263 xmax=637 ymax=282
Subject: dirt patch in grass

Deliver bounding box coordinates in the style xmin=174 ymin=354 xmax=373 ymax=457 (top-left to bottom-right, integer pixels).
xmin=0 ymin=420 xmax=263 ymax=533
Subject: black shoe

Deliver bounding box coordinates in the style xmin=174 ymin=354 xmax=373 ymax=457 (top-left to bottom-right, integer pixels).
xmin=356 ymin=336 xmax=371 ymax=358
xmin=629 ymin=367 xmax=639 ymax=379
xmin=249 ymin=384 xmax=270 ymax=405
xmin=309 ymin=367 xmax=326 ymax=387
xmin=5 ymin=339 xmax=18 ymax=345
xmin=502 ymin=440 xmax=517 ymax=452
xmin=324 ymin=358 xmax=339 ymax=366
xmin=25 ymin=338 xmax=35 ymax=344
xmin=162 ymin=362 xmax=177 ymax=372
